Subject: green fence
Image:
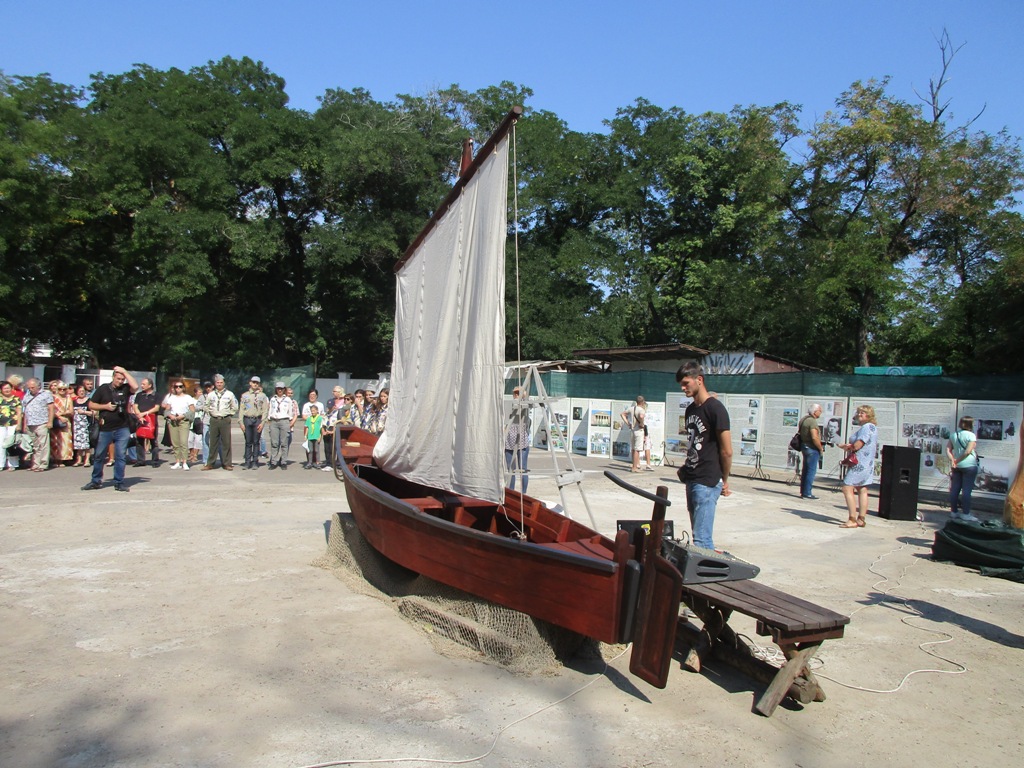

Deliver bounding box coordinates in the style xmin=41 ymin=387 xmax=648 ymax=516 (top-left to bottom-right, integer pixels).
xmin=512 ymin=370 xmax=1024 ymax=402
xmin=155 ymin=366 xmax=315 ymax=398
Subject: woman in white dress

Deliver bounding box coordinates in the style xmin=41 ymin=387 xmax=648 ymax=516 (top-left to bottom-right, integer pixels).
xmin=838 ymin=405 xmax=879 ymax=528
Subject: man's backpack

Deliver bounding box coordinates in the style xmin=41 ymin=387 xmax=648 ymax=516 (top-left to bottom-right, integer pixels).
xmin=788 ymin=432 xmax=802 ymax=451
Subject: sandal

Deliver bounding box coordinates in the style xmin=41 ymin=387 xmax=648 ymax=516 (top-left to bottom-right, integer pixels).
xmin=839 ymin=521 xmax=860 ymax=528
xmin=857 ymin=517 xmax=866 ymax=527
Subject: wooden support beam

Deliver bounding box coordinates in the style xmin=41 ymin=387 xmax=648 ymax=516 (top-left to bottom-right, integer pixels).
xmin=753 ymin=642 xmax=822 ymax=717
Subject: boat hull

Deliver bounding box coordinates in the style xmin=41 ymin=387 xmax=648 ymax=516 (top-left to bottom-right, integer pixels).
xmin=337 ymin=427 xmax=635 ymax=643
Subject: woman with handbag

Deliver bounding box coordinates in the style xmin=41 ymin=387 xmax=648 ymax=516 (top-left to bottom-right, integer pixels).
xmin=838 ymin=405 xmax=879 ymax=528
xmin=0 ymin=380 xmax=22 ymax=470
xmin=946 ymin=416 xmax=980 ymax=522
xmin=48 ymin=380 xmax=74 ymax=467
xmin=71 ymin=383 xmax=93 ymax=467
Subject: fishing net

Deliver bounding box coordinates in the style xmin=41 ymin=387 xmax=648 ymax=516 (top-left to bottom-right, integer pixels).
xmin=313 ymin=512 xmax=614 ymax=675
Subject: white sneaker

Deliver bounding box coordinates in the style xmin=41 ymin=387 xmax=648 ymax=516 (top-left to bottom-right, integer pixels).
xmin=960 ymin=513 xmax=980 ymax=523
xmin=182 ymin=463 xmax=190 ymax=471
xmin=170 ymin=462 xmax=180 ymax=469
xmin=949 ymin=511 xmax=962 ymax=521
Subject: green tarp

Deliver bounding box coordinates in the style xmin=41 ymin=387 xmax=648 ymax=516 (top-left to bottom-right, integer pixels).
xmin=932 ymin=519 xmax=1024 ymax=582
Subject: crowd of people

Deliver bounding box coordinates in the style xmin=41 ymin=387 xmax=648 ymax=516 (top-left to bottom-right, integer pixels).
xmin=2 ymin=367 xmax=990 ymax=541
xmin=0 ymin=371 xmax=389 ymax=490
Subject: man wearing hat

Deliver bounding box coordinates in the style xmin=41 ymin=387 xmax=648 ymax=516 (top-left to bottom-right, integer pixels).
xmin=238 ymin=375 xmax=269 ymax=470
xmin=201 ymin=374 xmax=238 ymax=470
xmin=266 ymin=381 xmax=295 ymax=469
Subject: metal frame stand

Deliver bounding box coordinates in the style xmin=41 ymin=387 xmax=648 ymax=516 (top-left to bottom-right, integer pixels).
xmin=749 ymin=450 xmax=771 ymax=480
xmin=505 ymin=365 xmax=599 ymax=530
xmin=786 ymin=450 xmax=801 ymax=486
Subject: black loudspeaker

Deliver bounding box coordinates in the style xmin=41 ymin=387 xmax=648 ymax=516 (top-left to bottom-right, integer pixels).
xmin=878 ymin=445 xmax=921 ymax=520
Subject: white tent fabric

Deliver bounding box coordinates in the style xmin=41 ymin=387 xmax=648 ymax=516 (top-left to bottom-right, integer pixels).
xmin=373 ymin=136 xmax=509 ymax=503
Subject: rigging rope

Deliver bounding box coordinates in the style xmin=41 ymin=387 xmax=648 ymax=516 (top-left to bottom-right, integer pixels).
xmin=512 ymin=120 xmax=522 ymax=390
xmin=505 ymin=119 xmax=527 ymax=538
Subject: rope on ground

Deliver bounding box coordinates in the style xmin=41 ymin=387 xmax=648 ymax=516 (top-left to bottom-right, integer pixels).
xmin=740 ymin=531 xmax=968 ymax=694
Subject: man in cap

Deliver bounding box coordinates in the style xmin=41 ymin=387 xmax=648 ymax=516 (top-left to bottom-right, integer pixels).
xmin=266 ymin=381 xmax=295 ymax=469
xmin=201 ymin=374 xmax=238 ymax=470
xmin=238 ymin=375 xmax=269 ymax=470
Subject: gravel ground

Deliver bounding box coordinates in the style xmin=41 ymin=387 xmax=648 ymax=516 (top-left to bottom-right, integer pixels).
xmin=2 ymin=437 xmax=1022 ymax=768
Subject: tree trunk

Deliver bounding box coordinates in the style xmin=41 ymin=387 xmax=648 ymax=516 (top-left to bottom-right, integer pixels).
xmin=856 ymin=287 xmax=873 ymax=368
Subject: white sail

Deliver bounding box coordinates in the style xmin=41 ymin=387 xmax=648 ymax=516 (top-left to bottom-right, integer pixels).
xmin=373 ymin=135 xmax=509 ymax=503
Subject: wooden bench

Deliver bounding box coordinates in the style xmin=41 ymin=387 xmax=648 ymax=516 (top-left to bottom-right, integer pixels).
xmin=677 ymin=579 xmax=849 ymax=716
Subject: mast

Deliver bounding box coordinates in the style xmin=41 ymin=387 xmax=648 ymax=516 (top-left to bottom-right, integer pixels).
xmin=459 ymin=138 xmax=474 ymax=177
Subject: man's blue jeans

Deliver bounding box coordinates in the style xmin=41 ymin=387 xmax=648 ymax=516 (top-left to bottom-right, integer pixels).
xmin=685 ymin=481 xmax=722 ymax=551
xmin=242 ymin=417 xmax=261 ymax=466
xmin=800 ymin=446 xmax=821 ymax=497
xmin=201 ymin=423 xmax=210 ymax=464
xmin=950 ymin=465 xmax=979 ymax=516
xmin=91 ymin=427 xmax=130 ymax=485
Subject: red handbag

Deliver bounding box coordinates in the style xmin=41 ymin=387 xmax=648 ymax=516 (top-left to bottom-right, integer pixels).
xmin=135 ymin=414 xmax=157 ymax=440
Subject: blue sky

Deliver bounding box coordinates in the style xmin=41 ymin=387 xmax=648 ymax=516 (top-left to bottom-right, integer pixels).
xmin=2 ymin=0 xmax=1021 ymax=139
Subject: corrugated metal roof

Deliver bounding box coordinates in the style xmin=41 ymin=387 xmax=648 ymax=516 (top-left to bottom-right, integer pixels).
xmin=571 ymin=342 xmax=710 ymax=362
xmin=505 ymin=359 xmax=608 ymax=375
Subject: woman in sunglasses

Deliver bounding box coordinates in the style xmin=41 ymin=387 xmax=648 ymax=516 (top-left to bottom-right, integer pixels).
xmin=162 ymin=382 xmax=197 ymax=470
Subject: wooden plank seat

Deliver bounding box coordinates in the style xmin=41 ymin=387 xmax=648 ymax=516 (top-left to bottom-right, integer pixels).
xmin=678 ymin=579 xmax=849 ymax=717
xmin=399 ymin=496 xmax=446 ymax=513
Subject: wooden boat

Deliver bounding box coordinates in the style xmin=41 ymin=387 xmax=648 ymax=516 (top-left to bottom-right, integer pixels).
xmin=336 ymin=107 xmax=684 ymax=687
xmin=338 ymin=426 xmax=644 ymax=642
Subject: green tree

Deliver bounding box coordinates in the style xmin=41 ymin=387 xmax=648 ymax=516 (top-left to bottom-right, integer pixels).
xmin=505 ymin=106 xmax=624 ymax=358
xmin=789 ymin=68 xmax=1023 ymax=372
xmin=0 ymin=73 xmax=91 ymax=362
xmin=598 ymin=100 xmax=797 ymax=351
xmin=80 ymin=57 xmax=318 ymax=370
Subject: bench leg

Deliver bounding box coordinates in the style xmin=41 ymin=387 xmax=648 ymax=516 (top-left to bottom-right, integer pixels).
xmin=754 ymin=642 xmax=821 ymax=717
xmin=681 ymin=601 xmax=730 ymax=673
